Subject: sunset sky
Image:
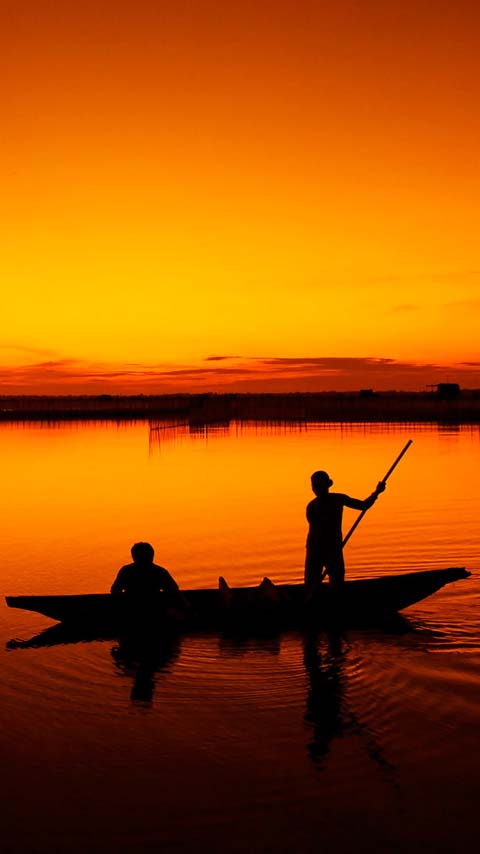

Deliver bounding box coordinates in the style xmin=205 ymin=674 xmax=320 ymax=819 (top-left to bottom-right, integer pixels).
xmin=2 ymin=0 xmax=480 ymax=393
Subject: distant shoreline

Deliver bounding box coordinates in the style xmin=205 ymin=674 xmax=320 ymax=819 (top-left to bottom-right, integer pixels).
xmin=1 ymin=391 xmax=480 ymax=423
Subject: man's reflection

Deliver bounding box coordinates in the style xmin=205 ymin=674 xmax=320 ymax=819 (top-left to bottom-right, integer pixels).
xmin=7 ymin=623 xmax=181 ymax=707
xmin=303 ymin=631 xmax=397 ymax=780
xmin=111 ymin=630 xmax=182 ymax=705
xmin=303 ymin=631 xmax=346 ymax=767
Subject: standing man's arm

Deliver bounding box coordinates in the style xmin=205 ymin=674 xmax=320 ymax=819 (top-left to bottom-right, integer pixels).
xmin=342 ymin=481 xmax=386 ymax=511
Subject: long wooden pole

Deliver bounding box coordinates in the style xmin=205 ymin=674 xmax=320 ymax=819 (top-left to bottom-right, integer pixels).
xmin=342 ymin=439 xmax=413 ymax=548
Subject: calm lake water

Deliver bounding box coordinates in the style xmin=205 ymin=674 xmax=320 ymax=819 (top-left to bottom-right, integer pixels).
xmin=1 ymin=420 xmax=479 ymax=853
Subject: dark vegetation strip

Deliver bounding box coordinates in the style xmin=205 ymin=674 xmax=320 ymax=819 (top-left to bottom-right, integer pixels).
xmin=1 ymin=392 xmax=480 ymax=423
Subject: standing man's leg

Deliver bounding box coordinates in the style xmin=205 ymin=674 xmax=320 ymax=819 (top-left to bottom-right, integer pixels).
xmin=326 ymin=551 xmax=345 ymax=590
xmin=304 ymin=549 xmax=325 ymax=591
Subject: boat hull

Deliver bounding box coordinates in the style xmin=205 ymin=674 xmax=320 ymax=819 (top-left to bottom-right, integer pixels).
xmin=5 ymin=567 xmax=470 ymax=630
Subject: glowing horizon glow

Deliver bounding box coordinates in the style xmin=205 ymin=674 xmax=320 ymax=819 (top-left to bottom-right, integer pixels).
xmin=2 ymin=1 xmax=480 ymax=393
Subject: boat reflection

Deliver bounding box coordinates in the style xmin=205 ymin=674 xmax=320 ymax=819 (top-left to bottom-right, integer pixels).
xmin=6 ymin=622 xmax=115 ymax=650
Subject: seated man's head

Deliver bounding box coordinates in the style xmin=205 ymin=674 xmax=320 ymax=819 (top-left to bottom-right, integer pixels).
xmin=131 ymin=542 xmax=155 ymax=564
xmin=311 ymin=470 xmax=333 ymax=496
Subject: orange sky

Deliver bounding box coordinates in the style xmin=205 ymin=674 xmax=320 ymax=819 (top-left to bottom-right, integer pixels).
xmin=2 ymin=0 xmax=480 ymax=393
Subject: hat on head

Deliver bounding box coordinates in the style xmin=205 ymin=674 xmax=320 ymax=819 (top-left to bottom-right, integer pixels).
xmin=311 ymin=470 xmax=333 ymax=488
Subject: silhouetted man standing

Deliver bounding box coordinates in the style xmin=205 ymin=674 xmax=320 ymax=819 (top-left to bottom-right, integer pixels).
xmin=305 ymin=471 xmax=385 ymax=591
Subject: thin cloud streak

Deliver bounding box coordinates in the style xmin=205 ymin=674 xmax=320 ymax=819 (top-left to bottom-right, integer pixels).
xmin=0 ymin=344 xmax=59 ymax=358
xmin=1 ymin=354 xmax=480 ymax=394
xmin=389 ymin=305 xmax=420 ymax=313
xmin=205 ymin=355 xmax=243 ymax=361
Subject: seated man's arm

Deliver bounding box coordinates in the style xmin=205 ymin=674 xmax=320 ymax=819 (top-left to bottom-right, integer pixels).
xmin=159 ymin=568 xmax=191 ymax=611
xmin=160 ymin=569 xmax=180 ymax=594
xmin=111 ymin=567 xmax=126 ymax=595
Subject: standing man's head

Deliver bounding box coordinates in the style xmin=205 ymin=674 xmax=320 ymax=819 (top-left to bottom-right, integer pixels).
xmin=131 ymin=542 xmax=155 ymax=564
xmin=311 ymin=470 xmax=333 ymax=496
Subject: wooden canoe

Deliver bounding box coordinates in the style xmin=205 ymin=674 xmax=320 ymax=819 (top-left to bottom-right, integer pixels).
xmin=5 ymin=567 xmax=470 ymax=630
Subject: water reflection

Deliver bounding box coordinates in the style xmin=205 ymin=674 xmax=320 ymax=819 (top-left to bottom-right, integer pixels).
xmin=6 ymin=623 xmax=114 ymax=650
xmin=147 ymin=417 xmax=480 ymax=453
xmin=218 ymin=631 xmax=281 ymax=658
xmin=111 ymin=631 xmax=182 ymax=705
xmin=303 ymin=631 xmax=398 ymax=782
xmin=7 ymin=616 xmax=402 ymax=779
xmin=303 ymin=632 xmax=345 ymax=767
xmin=7 ymin=624 xmax=181 ymax=706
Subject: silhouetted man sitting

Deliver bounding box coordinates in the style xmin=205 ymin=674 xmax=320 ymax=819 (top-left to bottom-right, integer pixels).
xmin=305 ymin=471 xmax=385 ymax=592
xmin=111 ymin=542 xmax=181 ymax=608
